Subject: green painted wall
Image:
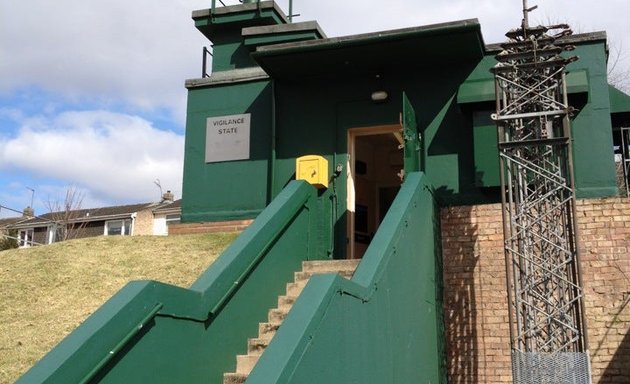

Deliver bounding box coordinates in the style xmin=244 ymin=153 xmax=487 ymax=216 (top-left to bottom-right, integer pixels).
xmin=460 ymin=40 xmax=618 ymax=198
xmin=268 ymin=64 xmax=480 ymax=257
xmin=181 ymin=62 xmax=507 ymax=229
xmin=271 ymin=61 xmax=495 ymax=205
xmin=472 ymin=110 xmax=500 ymax=187
xmin=210 ymin=29 xmax=258 ymax=71
xmin=183 ymin=36 xmax=619 ymax=229
xmin=182 ymin=80 xmax=272 ymax=222
xmin=566 ymin=42 xmax=618 ymax=197
xmin=193 ymin=4 xmax=288 ymax=72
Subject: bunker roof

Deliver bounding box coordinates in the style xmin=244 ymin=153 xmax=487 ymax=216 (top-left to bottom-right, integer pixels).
xmin=252 ymin=19 xmax=485 ymax=80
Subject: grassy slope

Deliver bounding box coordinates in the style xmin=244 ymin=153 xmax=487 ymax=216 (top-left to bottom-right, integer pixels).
xmin=0 ymin=233 xmax=238 ymax=384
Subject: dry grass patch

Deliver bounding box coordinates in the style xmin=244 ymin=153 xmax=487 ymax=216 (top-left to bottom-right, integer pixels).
xmin=0 ymin=233 xmax=237 ymax=383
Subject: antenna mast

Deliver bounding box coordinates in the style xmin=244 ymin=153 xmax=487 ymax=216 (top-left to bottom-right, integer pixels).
xmin=492 ymin=2 xmax=592 ymax=383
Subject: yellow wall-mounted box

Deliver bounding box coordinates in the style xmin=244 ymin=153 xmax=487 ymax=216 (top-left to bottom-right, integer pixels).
xmin=296 ymin=155 xmax=328 ymax=189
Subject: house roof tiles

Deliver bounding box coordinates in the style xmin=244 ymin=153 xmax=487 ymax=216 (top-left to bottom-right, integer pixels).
xmin=153 ymin=199 xmax=182 ymax=214
xmin=7 ymin=202 xmax=159 ymax=229
xmin=0 ymin=216 xmax=24 ymax=229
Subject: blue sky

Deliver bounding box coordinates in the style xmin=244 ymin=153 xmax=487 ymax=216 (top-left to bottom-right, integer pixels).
xmin=1 ymin=0 xmax=628 ymax=218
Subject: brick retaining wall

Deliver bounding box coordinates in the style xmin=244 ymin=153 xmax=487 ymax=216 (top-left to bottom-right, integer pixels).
xmin=168 ymin=220 xmax=253 ymax=235
xmin=441 ymin=198 xmax=630 ymax=383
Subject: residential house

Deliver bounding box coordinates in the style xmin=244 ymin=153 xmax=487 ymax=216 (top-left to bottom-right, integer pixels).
xmin=152 ymin=199 xmax=182 ymax=236
xmin=4 ymin=197 xmax=182 ymax=248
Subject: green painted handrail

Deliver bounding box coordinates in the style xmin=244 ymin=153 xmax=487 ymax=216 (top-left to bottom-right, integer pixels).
xmin=189 ymin=180 xmax=314 ymax=307
xmin=204 ymin=187 xmax=312 ymax=317
xmin=211 ymin=0 xmax=261 ymax=16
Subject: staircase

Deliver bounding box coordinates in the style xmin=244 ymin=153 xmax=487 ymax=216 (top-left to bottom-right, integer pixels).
xmin=223 ymin=259 xmax=361 ymax=384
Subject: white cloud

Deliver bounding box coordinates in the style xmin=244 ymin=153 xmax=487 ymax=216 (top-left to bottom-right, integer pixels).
xmin=0 ymin=110 xmax=184 ymax=205
xmin=1 ymin=0 xmax=628 ymax=123
xmin=0 ymin=0 xmax=212 ymax=123
xmin=0 ymin=0 xmax=628 ymax=219
xmin=294 ymin=1 xmax=629 ymax=42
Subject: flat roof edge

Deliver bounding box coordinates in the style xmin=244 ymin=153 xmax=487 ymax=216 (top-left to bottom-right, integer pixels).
xmin=242 ymin=20 xmax=326 ymax=39
xmin=255 ymin=18 xmax=481 ymax=56
xmin=186 ymin=67 xmax=269 ymax=88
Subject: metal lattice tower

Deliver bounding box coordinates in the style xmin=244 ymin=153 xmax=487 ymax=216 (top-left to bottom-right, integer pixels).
xmin=492 ymin=2 xmax=592 ymax=383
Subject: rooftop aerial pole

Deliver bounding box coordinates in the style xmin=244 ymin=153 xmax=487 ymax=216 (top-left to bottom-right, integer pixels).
xmin=521 ymin=0 xmax=538 ymax=32
xmin=493 ymin=2 xmax=592 ymax=383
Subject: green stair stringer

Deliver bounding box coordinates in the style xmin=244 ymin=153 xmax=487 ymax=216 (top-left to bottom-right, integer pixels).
xmin=246 ymin=172 xmax=446 ymax=384
xmin=17 ymin=180 xmax=325 ymax=384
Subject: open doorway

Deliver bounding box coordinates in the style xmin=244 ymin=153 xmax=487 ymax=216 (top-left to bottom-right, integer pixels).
xmin=347 ymin=125 xmax=404 ymax=259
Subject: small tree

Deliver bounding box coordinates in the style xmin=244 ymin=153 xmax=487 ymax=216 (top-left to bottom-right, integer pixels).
xmin=45 ymin=186 xmax=88 ymax=242
xmin=541 ymin=16 xmax=630 ymax=92
xmin=0 ymin=229 xmax=18 ymax=251
xmin=607 ymin=41 xmax=630 ymax=93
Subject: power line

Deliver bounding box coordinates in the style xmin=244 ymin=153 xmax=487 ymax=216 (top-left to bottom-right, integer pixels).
xmin=0 ymin=204 xmax=61 ymax=226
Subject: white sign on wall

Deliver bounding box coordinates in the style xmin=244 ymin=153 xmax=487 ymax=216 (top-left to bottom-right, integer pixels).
xmin=205 ymin=113 xmax=251 ymax=163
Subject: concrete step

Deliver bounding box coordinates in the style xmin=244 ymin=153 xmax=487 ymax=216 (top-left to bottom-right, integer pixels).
xmin=301 ymin=259 xmax=360 ymax=273
xmin=223 ymin=372 xmax=248 ymax=384
xmin=268 ymin=308 xmax=288 ymax=324
xmin=258 ymin=321 xmax=280 ymax=339
xmin=277 ymin=295 xmax=295 ymax=312
xmin=286 ymin=280 xmax=307 ymax=297
xmin=294 ymin=269 xmax=355 ymax=282
xmin=248 ymin=337 xmax=270 ymax=355
xmin=223 ymin=259 xmax=362 ymax=384
xmin=236 ymin=354 xmax=260 ymax=374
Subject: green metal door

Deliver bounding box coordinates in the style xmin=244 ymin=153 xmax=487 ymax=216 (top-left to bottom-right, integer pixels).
xmin=402 ymin=92 xmax=421 ymax=176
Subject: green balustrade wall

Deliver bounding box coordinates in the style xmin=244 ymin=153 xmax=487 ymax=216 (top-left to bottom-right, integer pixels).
xmin=247 ymin=172 xmax=446 ymax=384
xmin=17 ymin=181 xmax=326 ymax=384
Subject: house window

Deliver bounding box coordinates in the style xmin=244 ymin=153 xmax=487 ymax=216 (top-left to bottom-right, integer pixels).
xmin=105 ymin=220 xmax=132 ymax=236
xmin=18 ymin=229 xmax=34 ymax=247
xmin=165 ymin=214 xmax=180 ymax=226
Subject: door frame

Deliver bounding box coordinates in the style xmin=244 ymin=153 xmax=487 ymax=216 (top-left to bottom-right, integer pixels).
xmin=347 ymin=124 xmax=402 ymax=259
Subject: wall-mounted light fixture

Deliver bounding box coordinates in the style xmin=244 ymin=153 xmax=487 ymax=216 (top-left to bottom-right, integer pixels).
xmin=371 ymin=73 xmax=388 ymax=103
xmin=371 ymin=90 xmax=388 ymax=102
